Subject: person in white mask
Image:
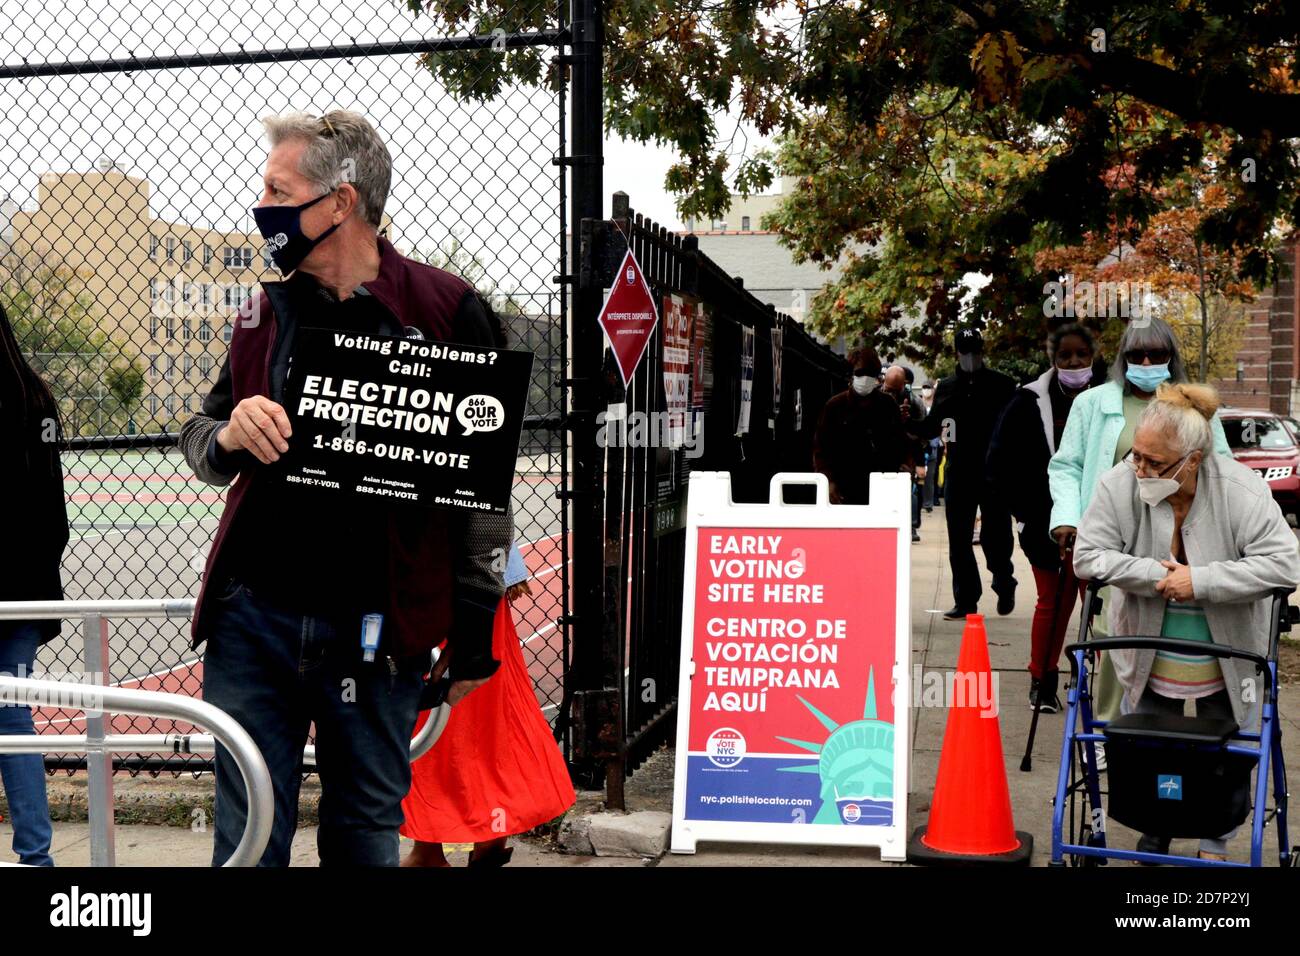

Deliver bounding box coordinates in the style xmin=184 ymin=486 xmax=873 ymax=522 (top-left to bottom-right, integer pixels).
xmin=1073 ymin=382 xmax=1300 ymax=861
xmin=813 ymin=346 xmax=907 ymax=504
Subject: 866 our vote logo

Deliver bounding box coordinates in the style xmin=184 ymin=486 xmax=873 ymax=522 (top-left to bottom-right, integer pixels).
xmin=706 ymin=727 xmax=747 ymax=768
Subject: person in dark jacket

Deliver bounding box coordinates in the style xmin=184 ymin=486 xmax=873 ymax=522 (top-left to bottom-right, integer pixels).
xmin=812 ymin=346 xmax=907 ymax=504
xmin=916 ymin=327 xmax=1018 ymax=619
xmin=882 ymin=365 xmax=927 ymax=541
xmin=0 ymin=302 xmax=70 ymax=866
xmin=178 ymin=111 xmax=512 ymax=866
xmin=987 ymin=324 xmax=1103 ymax=710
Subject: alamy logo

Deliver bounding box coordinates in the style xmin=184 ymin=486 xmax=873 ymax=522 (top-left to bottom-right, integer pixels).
xmin=1157 ymin=774 xmax=1182 ymax=801
xmin=49 ymin=886 xmax=151 ymax=936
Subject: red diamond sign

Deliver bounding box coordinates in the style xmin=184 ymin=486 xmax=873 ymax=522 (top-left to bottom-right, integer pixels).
xmin=597 ymin=248 xmax=659 ymax=385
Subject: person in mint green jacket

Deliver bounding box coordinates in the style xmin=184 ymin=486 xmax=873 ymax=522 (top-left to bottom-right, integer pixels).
xmin=1047 ymin=316 xmax=1230 ymax=735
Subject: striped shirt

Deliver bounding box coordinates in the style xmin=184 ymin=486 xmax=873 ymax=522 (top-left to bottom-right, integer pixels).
xmin=1148 ymin=601 xmax=1225 ymax=699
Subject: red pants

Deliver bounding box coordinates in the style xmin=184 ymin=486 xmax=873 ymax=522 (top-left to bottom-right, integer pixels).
xmin=1029 ymin=563 xmax=1087 ymax=678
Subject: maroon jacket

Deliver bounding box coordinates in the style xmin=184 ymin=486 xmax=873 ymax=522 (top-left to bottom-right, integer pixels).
xmin=185 ymin=237 xmax=507 ymax=673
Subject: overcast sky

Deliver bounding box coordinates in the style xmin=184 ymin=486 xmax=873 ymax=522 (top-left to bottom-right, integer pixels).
xmin=0 ymin=0 xmax=780 ymax=311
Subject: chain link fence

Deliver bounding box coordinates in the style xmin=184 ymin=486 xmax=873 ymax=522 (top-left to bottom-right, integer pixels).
xmin=0 ymin=0 xmax=570 ymax=773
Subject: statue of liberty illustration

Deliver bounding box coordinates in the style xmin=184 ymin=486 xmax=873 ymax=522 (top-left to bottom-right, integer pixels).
xmin=776 ymin=667 xmax=894 ymax=825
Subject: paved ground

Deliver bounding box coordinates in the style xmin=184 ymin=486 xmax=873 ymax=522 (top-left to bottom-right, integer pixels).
xmin=4 ymin=498 xmax=1297 ymax=866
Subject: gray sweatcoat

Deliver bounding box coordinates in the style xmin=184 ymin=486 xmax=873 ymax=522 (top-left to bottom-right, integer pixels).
xmin=1073 ymin=451 xmax=1300 ymax=729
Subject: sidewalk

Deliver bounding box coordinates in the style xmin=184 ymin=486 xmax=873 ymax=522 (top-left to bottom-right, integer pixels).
xmin=3 ymin=500 xmax=1297 ymax=866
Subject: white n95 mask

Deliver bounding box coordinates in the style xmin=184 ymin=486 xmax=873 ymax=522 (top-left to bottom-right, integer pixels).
xmin=1137 ymin=456 xmax=1190 ymax=506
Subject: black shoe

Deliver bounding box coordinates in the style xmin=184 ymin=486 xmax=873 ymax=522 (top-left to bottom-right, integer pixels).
xmin=467 ymin=845 xmax=514 ymax=868
xmin=911 ymin=530 xmax=921 ymax=543
xmin=1135 ymin=834 xmax=1170 ymax=864
xmin=994 ymin=579 xmax=1017 ymax=616
xmin=1028 ymin=674 xmax=1061 ymax=713
xmin=942 ymin=606 xmax=975 ymax=621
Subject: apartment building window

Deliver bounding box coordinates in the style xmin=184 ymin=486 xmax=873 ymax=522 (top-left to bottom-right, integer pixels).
xmin=183 ymin=354 xmax=194 ymax=377
xmin=742 ymin=216 xmax=751 ymax=230
xmin=184 ymin=393 xmax=196 ymax=413
xmin=203 ymin=244 xmax=214 ymax=266
xmin=223 ymin=322 xmax=233 ymax=344
xmin=198 ymin=320 xmax=213 ymax=343
xmin=199 ymin=354 xmax=213 ymax=378
xmin=164 ymin=394 xmax=175 ymax=415
xmin=149 ymin=280 xmax=161 ymax=305
xmin=165 ymin=237 xmax=176 ymax=261
xmin=182 ymin=319 xmax=192 ymax=341
xmin=224 ymin=284 xmax=251 ymax=310
xmin=164 ymin=354 xmax=175 ymax=380
xmin=149 ymin=316 xmax=159 ymax=339
xmin=165 ymin=316 xmax=175 ymax=340
xmin=183 ymin=240 xmax=193 ymax=263
xmin=162 ymin=282 xmax=176 ymax=305
xmin=147 ymin=354 xmax=158 ymax=380
xmin=148 ymin=235 xmax=159 ymax=260
xmin=149 ymin=395 xmax=159 ymax=415
xmin=223 ymin=246 xmax=253 ymax=269
xmin=262 ymin=246 xmax=275 ymax=269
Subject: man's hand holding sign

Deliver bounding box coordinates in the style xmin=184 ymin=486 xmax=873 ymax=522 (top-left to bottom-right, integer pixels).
xmin=217 ymin=396 xmax=292 ymax=464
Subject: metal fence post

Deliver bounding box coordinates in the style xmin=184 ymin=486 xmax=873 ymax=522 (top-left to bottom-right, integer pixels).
xmin=566 ymin=0 xmax=618 ymax=792
xmin=81 ymin=614 xmax=116 ymax=867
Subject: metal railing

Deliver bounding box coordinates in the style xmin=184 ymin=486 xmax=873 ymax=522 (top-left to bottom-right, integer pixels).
xmin=0 ymin=598 xmax=450 ymax=865
xmin=0 ymin=675 xmax=273 ymax=866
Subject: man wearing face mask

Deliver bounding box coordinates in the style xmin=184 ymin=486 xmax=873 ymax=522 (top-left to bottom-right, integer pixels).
xmin=813 ymin=346 xmax=907 ymax=505
xmin=917 ymin=327 xmax=1018 ymax=620
xmin=179 ymin=111 xmax=512 ymax=866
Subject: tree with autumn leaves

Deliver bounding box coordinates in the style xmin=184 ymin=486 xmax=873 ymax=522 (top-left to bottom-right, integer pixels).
xmin=405 ymin=0 xmax=1299 ymax=373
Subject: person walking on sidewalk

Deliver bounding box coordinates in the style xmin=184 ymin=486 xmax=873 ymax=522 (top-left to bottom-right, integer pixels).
xmin=882 ymin=365 xmax=927 ymax=541
xmin=917 ymin=327 xmax=1018 ymax=620
xmin=400 ymin=539 xmax=575 ymax=867
xmin=987 ymin=324 xmax=1103 ymax=712
xmin=0 ymin=302 xmax=69 ymax=867
xmin=813 ymin=346 xmax=907 ymax=505
xmin=1073 ymin=383 xmax=1300 ymax=861
xmin=1048 ymin=316 xmax=1230 ymax=763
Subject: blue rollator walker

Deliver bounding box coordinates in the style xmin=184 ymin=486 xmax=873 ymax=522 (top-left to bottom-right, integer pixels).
xmin=1051 ymin=579 xmax=1300 ymax=867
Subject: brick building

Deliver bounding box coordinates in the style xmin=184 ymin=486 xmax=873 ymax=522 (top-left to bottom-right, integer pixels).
xmin=1213 ymin=236 xmax=1299 ymax=415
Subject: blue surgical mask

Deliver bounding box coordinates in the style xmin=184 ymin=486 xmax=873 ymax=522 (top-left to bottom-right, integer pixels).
xmin=1125 ymin=362 xmax=1170 ymax=393
xmin=252 ymin=189 xmax=340 ymax=274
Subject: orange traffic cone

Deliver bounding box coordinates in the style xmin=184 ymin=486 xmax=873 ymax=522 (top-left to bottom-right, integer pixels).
xmin=908 ymin=613 xmax=1033 ymax=865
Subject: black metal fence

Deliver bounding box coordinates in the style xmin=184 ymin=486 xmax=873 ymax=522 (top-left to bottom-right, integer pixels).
xmin=0 ymin=0 xmax=572 ymax=772
xmin=564 ymin=191 xmax=849 ymax=798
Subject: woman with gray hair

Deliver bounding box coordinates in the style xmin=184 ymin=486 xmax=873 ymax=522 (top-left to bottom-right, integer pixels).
xmin=1047 ymin=316 xmax=1231 ymax=755
xmin=1073 ymin=383 xmax=1300 ymax=860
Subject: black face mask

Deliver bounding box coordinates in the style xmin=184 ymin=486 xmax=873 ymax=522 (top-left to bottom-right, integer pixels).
xmin=252 ymin=190 xmax=340 ymax=274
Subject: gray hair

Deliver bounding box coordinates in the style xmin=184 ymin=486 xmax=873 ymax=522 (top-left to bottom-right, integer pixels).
xmin=1136 ymin=383 xmax=1220 ymax=458
xmin=1111 ymin=315 xmax=1187 ymax=391
xmin=261 ymin=110 xmax=391 ymax=229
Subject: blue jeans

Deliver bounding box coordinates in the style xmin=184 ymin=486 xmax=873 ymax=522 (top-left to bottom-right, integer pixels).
xmin=202 ymin=578 xmax=426 ymax=866
xmin=0 ymin=622 xmax=54 ymax=866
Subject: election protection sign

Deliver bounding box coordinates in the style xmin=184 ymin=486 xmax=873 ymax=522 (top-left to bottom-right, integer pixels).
xmin=598 ymin=248 xmax=658 ymax=385
xmin=279 ymin=326 xmax=533 ymax=513
xmin=671 ymin=471 xmax=912 ymax=858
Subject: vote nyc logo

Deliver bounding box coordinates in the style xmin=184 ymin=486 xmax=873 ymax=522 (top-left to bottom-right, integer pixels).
xmin=706 ymin=727 xmax=746 ymax=768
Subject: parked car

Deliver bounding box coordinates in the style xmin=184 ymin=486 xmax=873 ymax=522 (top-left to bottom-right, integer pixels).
xmin=1219 ymin=408 xmax=1300 ymax=522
